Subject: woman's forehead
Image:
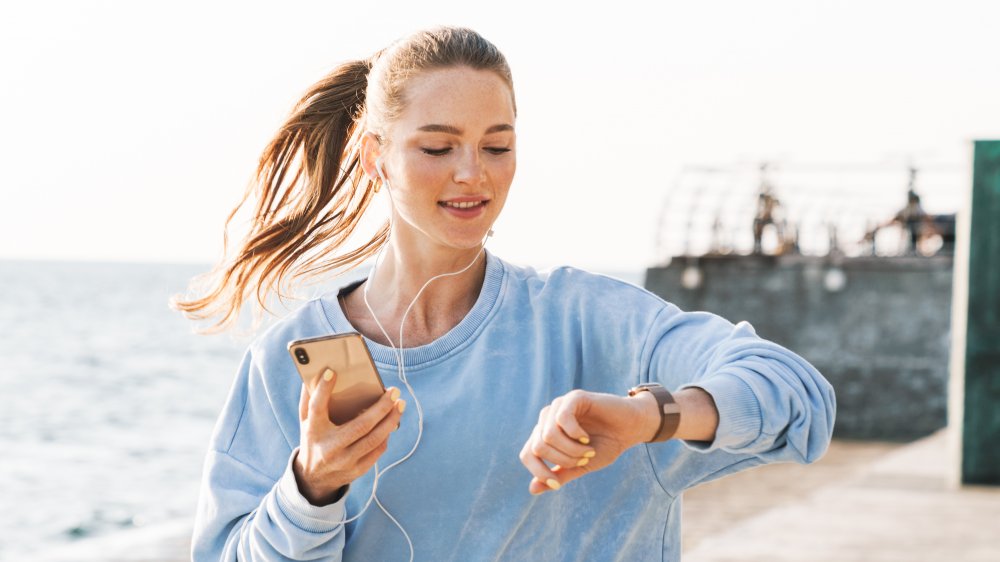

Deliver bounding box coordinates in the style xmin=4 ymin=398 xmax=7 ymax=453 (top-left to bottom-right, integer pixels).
xmin=393 ymin=67 xmax=515 ymax=134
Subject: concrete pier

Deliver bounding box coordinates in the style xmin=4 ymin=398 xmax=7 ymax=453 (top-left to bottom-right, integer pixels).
xmin=645 ymin=254 xmax=954 ymax=441
xmin=683 ymin=430 xmax=1000 ymax=561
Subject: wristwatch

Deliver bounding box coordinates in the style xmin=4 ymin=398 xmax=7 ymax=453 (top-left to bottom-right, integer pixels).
xmin=627 ymin=383 xmax=681 ymax=442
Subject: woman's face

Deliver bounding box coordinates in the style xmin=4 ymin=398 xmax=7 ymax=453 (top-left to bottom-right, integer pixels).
xmin=372 ymin=66 xmax=516 ymax=253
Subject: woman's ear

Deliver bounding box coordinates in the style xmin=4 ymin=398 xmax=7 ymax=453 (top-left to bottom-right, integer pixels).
xmin=360 ymin=132 xmax=383 ymax=184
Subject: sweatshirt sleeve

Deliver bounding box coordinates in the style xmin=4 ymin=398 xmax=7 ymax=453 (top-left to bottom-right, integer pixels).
xmin=638 ymin=305 xmax=836 ymax=496
xmin=191 ymin=349 xmax=348 ymax=561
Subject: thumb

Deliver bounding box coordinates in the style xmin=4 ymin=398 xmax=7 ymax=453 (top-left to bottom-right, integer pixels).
xmin=306 ymin=368 xmax=337 ymax=427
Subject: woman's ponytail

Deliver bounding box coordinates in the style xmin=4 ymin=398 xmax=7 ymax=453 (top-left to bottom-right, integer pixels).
xmin=172 ymin=58 xmax=388 ymax=331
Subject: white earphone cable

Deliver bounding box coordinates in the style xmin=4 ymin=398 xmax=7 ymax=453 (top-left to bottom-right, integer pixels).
xmin=349 ymin=159 xmax=492 ymax=562
xmin=362 ymin=241 xmax=486 ymax=562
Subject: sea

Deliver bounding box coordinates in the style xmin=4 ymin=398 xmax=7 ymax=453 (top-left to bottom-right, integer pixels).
xmin=0 ymin=259 xmax=642 ymax=560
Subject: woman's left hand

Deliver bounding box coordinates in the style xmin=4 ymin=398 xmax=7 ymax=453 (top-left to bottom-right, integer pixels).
xmin=518 ymin=389 xmax=658 ymax=495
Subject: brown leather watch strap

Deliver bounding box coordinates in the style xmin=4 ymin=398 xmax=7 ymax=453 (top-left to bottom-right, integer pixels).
xmin=627 ymin=383 xmax=681 ymax=442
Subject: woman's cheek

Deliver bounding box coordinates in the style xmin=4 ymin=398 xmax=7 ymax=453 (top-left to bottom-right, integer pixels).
xmin=407 ymin=158 xmax=450 ymax=189
xmin=489 ymin=159 xmax=516 ymax=191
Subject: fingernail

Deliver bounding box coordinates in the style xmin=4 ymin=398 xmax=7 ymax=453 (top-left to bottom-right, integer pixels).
xmin=583 ymin=450 xmax=596 ymax=458
xmin=396 ymin=400 xmax=406 ymax=414
xmin=546 ymin=478 xmax=561 ymax=491
xmin=576 ymin=457 xmax=590 ymax=467
xmin=395 ymin=422 xmax=400 ymax=430
xmin=322 ymin=369 xmax=334 ymax=382
xmin=389 ymin=387 xmax=400 ymax=401
xmin=578 ymin=437 xmax=590 ymax=445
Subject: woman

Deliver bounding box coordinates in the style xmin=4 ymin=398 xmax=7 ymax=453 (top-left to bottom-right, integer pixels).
xmin=177 ymin=27 xmax=835 ymax=561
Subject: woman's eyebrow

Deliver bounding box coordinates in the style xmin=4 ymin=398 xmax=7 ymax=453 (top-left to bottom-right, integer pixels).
xmin=416 ymin=124 xmax=514 ymax=134
xmin=485 ymin=124 xmax=514 ymax=134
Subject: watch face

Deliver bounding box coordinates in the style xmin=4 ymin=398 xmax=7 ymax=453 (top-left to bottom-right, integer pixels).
xmin=630 ymin=383 xmax=662 ymax=393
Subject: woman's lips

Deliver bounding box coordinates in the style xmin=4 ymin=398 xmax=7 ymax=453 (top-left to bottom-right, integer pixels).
xmin=439 ymin=199 xmax=488 ymax=218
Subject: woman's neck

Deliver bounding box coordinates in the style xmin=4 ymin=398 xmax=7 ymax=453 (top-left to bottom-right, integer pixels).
xmin=344 ymin=241 xmax=487 ymax=348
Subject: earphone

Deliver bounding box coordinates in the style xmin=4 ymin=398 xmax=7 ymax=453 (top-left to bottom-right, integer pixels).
xmin=336 ymin=155 xmax=493 ymax=561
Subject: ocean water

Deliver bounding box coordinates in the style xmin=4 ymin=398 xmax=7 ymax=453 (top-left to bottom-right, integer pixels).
xmin=0 ymin=261 xmax=254 ymax=559
xmin=0 ymin=260 xmax=642 ymax=559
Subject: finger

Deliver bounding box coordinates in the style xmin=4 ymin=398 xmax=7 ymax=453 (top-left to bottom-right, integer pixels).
xmin=529 ymin=465 xmax=589 ymax=495
xmin=299 ymin=383 xmax=309 ymax=422
xmin=519 ymin=424 xmax=544 ymax=466
xmin=352 ymin=437 xmax=390 ymax=479
xmin=346 ymin=398 xmax=404 ymax=458
xmin=336 ymin=387 xmax=401 ymax=447
xmin=555 ymin=395 xmax=592 ymax=445
xmin=536 ymin=404 xmax=551 ymax=424
xmin=531 ymin=428 xmax=582 ymax=469
xmin=540 ymin=409 xmax=594 ymax=463
xmin=529 ymin=477 xmax=547 ymax=495
xmin=519 ymin=443 xmax=560 ymax=493
xmin=306 ymin=369 xmax=337 ymax=428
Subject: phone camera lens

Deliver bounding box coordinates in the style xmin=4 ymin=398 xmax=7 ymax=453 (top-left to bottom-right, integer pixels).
xmin=294 ymin=348 xmax=310 ymax=365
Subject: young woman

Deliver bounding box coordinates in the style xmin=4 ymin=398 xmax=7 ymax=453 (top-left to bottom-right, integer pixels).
xmin=177 ymin=27 xmax=835 ymax=561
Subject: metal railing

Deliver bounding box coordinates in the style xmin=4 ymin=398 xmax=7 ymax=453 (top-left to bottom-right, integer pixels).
xmin=652 ymin=161 xmax=962 ymax=265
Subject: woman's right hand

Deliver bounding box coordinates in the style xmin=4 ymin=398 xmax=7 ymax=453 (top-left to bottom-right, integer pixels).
xmin=292 ymin=369 xmax=405 ymax=506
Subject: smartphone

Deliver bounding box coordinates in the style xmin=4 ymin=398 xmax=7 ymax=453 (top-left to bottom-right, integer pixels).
xmin=287 ymin=332 xmax=386 ymax=425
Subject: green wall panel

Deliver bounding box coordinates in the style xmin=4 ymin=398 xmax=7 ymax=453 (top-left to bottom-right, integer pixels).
xmin=962 ymin=140 xmax=1000 ymax=484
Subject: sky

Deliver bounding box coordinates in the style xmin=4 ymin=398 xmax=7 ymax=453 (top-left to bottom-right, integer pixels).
xmin=1 ymin=0 xmax=998 ymax=271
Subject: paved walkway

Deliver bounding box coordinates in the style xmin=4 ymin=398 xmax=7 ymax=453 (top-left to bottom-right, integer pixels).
xmin=683 ymin=430 xmax=1000 ymax=561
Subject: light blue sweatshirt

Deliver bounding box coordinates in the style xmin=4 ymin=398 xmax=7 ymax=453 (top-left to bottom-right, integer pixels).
xmin=192 ymin=252 xmax=835 ymax=561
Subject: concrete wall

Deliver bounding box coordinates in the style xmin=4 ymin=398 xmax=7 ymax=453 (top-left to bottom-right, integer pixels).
xmin=645 ymin=255 xmax=954 ymax=441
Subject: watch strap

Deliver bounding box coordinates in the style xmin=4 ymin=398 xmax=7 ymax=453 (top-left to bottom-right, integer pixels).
xmin=627 ymin=383 xmax=681 ymax=442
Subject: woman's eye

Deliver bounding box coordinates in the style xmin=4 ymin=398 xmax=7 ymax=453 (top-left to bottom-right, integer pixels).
xmin=485 ymin=147 xmax=512 ymax=155
xmin=421 ymin=147 xmax=451 ymax=156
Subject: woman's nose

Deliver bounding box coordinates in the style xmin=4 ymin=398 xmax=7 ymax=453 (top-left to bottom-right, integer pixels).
xmin=453 ymin=148 xmax=485 ymax=184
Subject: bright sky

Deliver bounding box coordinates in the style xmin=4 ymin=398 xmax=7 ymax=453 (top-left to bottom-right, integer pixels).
xmin=2 ymin=0 xmax=998 ymax=271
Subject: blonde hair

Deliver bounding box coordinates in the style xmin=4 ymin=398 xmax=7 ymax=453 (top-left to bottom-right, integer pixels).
xmin=172 ymin=27 xmax=514 ymax=331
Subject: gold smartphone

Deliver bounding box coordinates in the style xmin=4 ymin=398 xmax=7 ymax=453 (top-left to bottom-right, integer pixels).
xmin=287 ymin=333 xmax=386 ymax=425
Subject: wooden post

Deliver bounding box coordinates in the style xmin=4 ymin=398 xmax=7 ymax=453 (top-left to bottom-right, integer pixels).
xmin=950 ymin=140 xmax=1000 ymax=485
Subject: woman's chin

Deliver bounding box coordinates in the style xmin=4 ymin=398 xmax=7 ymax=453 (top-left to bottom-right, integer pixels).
xmin=432 ymin=225 xmax=494 ymax=250
xmin=444 ymin=236 xmax=491 ymax=252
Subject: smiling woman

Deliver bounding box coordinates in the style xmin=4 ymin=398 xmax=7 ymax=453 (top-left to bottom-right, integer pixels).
xmin=358 ymin=65 xmax=516 ymax=272
xmin=174 ymin=26 xmax=835 ymax=562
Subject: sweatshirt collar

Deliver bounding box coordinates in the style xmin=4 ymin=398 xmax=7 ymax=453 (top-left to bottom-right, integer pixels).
xmin=319 ymin=251 xmax=506 ymax=369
